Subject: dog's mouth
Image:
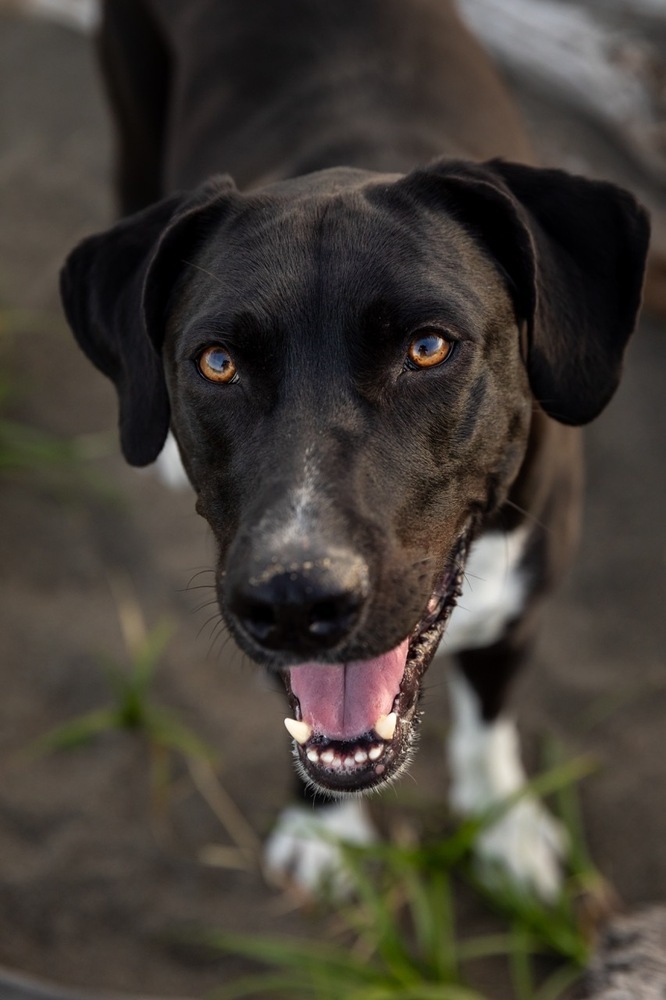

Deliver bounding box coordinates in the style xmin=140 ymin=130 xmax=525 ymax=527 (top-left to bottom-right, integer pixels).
xmin=282 ymin=533 xmax=469 ymax=795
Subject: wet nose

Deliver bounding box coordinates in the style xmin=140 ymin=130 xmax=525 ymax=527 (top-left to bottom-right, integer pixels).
xmin=227 ymin=551 xmax=369 ymax=655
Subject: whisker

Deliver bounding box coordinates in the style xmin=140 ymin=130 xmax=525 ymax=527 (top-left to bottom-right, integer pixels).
xmin=192 ymin=597 xmax=221 ymax=615
xmin=198 ymin=611 xmax=224 ymax=642
xmin=184 ymin=567 xmax=217 ymax=591
xmin=206 ymin=623 xmax=227 ymax=660
xmin=502 ymin=498 xmax=548 ymax=532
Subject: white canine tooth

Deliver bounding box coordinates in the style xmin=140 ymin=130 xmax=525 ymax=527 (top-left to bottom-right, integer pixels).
xmin=284 ymin=718 xmax=313 ymax=745
xmin=307 ymin=748 xmax=319 ymax=763
xmin=374 ymin=712 xmax=398 ymax=741
xmin=354 ymin=750 xmax=368 ymax=764
xmin=321 ymin=748 xmax=335 ymax=765
xmin=368 ymin=745 xmax=383 ymax=761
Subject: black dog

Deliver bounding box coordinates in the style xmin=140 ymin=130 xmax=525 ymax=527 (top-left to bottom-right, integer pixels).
xmin=61 ymin=0 xmax=649 ymax=897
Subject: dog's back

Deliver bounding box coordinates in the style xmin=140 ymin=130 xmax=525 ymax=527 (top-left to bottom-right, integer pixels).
xmin=101 ymin=0 xmax=534 ymax=200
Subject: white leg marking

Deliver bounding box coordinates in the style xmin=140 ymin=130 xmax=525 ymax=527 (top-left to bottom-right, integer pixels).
xmin=447 ymin=670 xmax=567 ymax=900
xmin=263 ymin=798 xmax=377 ymax=897
xmin=442 ymin=527 xmax=530 ymax=655
xmin=151 ymin=432 xmax=192 ymax=490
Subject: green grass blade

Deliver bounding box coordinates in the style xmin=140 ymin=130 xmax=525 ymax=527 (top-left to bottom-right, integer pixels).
xmin=146 ymin=706 xmax=215 ymax=760
xmin=542 ymin=738 xmax=594 ymax=876
xmin=206 ymin=931 xmax=387 ymax=985
xmin=400 ymin=860 xmax=456 ymax=980
xmin=466 ymin=864 xmax=588 ymax=965
xmin=0 ymin=419 xmax=79 ymax=470
xmin=454 ymin=933 xmax=515 ymax=963
xmin=532 ymin=961 xmax=583 ymax=1000
xmin=29 ymin=707 xmax=117 ymax=754
xmin=346 ymin=985 xmax=487 ymax=1000
xmin=507 ymin=922 xmax=535 ymax=1000
xmin=131 ymin=619 xmax=174 ymax=688
xmin=337 ymin=845 xmax=419 ymax=984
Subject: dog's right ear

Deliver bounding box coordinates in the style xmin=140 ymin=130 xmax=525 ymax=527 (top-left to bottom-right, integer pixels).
xmin=60 ymin=176 xmax=235 ymax=466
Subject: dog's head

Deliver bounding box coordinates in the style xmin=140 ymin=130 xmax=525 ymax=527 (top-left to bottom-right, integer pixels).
xmin=61 ymin=160 xmax=649 ymax=794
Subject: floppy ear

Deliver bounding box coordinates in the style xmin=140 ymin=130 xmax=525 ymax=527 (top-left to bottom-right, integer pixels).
xmin=60 ymin=176 xmax=235 ymax=465
xmin=406 ymin=159 xmax=650 ymax=425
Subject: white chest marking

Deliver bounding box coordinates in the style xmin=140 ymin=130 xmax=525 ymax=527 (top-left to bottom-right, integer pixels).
xmin=152 ymin=432 xmax=191 ymax=490
xmin=441 ymin=526 xmax=531 ymax=655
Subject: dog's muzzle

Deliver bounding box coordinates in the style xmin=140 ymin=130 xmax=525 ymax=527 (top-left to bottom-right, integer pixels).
xmin=224 ymin=531 xmax=469 ymax=795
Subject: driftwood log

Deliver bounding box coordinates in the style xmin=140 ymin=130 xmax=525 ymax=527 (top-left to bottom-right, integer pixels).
xmin=581 ymin=907 xmax=666 ymax=1000
xmin=459 ymin=0 xmax=666 ymax=182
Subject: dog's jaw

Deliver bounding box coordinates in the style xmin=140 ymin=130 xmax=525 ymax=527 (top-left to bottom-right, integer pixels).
xmin=282 ymin=532 xmax=470 ymax=796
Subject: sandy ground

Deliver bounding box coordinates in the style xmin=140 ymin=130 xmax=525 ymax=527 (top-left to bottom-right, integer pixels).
xmin=0 ymin=7 xmax=664 ymax=999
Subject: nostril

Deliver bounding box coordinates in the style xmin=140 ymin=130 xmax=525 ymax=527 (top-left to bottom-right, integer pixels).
xmin=309 ymin=599 xmax=340 ymax=625
xmin=308 ymin=595 xmax=360 ymax=637
xmin=237 ymin=598 xmax=277 ymax=642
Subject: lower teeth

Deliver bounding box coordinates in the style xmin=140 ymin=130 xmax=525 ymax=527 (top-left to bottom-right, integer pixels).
xmin=304 ymin=742 xmax=385 ymax=769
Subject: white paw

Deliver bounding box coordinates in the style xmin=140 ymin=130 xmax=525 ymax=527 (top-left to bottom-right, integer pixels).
xmin=263 ymin=799 xmax=377 ymax=898
xmin=151 ymin=432 xmax=191 ymax=490
xmin=474 ymin=796 xmax=568 ymax=901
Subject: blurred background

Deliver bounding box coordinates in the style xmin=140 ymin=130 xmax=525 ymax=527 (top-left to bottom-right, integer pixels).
xmin=0 ymin=0 xmax=664 ymax=996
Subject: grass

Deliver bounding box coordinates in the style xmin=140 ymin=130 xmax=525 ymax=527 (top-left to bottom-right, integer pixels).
xmin=30 ymin=579 xmax=262 ymax=866
xmin=30 ymin=579 xmax=211 ymax=763
xmin=198 ymin=752 xmax=610 ymax=1000
xmin=0 ymin=392 xmax=114 ymax=493
xmin=0 ymin=305 xmax=113 ymax=488
xmin=30 ymin=611 xmax=223 ymax=821
xmin=31 ymin=618 xmax=212 ymax=754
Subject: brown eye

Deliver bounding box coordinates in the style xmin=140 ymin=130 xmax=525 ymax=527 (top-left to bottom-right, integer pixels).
xmin=197 ymin=345 xmax=238 ymax=384
xmin=407 ymin=332 xmax=453 ymax=369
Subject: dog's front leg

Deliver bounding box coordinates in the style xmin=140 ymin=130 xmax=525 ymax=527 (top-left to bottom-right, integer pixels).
xmin=447 ymin=653 xmax=567 ymax=902
xmin=442 ymin=528 xmax=569 ymax=901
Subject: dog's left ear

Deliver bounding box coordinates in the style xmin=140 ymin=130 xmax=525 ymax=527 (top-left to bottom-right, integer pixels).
xmin=60 ymin=176 xmax=235 ymax=465
xmin=408 ymin=159 xmax=650 ymax=425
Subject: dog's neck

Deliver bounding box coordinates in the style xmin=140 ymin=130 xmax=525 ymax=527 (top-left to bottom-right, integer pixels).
xmin=158 ymin=0 xmax=535 ymax=192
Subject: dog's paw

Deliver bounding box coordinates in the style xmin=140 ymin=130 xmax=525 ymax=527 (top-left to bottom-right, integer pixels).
xmin=474 ymin=796 xmax=568 ymax=902
xmin=263 ymin=799 xmax=377 ymax=898
xmin=151 ymin=433 xmax=191 ymax=490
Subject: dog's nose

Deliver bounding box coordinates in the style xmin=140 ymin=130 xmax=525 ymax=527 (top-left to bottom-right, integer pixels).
xmin=227 ymin=551 xmax=369 ymax=654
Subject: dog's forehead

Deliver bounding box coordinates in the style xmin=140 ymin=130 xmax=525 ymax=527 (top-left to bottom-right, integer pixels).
xmin=221 ymin=173 xmax=421 ymax=271
xmin=188 ymin=169 xmax=502 ymax=317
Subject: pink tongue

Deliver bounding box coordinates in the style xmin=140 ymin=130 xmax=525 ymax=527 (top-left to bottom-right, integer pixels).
xmin=288 ymin=639 xmax=409 ymax=740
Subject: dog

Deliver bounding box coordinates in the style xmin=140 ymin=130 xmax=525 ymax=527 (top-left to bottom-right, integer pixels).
xmin=60 ymin=0 xmax=650 ymax=899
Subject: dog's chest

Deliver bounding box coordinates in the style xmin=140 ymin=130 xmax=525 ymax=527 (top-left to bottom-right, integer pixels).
xmin=440 ymin=526 xmax=531 ymax=655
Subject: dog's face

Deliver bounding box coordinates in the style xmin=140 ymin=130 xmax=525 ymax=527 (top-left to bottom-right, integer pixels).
xmin=162 ymin=170 xmax=532 ymax=790
xmin=61 ymin=159 xmax=649 ymax=794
